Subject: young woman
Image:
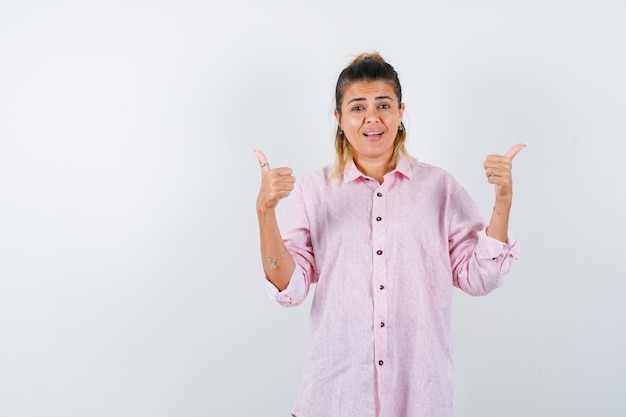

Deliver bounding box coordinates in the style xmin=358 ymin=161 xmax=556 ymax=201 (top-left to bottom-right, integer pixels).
xmin=254 ymin=52 xmax=524 ymax=417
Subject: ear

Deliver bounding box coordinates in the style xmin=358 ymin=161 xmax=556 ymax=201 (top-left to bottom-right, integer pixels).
xmin=333 ymin=108 xmax=341 ymax=128
xmin=399 ymin=102 xmax=405 ymax=118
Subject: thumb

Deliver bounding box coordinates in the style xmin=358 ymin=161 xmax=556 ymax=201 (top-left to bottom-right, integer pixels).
xmin=504 ymin=143 xmax=526 ymax=160
xmin=253 ymin=149 xmax=270 ymax=172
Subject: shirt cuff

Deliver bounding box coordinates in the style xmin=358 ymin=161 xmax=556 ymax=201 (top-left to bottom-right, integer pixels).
xmin=476 ymin=229 xmax=520 ymax=260
xmin=264 ymin=265 xmax=307 ymax=307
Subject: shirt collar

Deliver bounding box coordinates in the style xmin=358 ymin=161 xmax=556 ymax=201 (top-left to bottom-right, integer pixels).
xmin=342 ymin=154 xmax=413 ymax=183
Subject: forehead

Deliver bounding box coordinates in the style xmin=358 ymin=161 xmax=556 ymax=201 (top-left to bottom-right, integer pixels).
xmin=341 ymin=81 xmax=397 ymax=104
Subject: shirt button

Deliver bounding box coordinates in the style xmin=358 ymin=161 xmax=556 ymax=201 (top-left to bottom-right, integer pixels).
xmin=380 ymin=322 xmax=385 ymax=327
xmin=376 ymin=216 xmax=382 ymax=221
xmin=376 ymin=250 xmax=383 ymax=255
xmin=377 ymin=192 xmax=383 ymax=197
xmin=378 ymin=360 xmax=384 ymax=366
xmin=379 ymin=285 xmax=385 ymax=290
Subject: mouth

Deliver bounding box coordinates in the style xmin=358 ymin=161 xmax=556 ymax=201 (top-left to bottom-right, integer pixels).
xmin=363 ymin=131 xmax=383 ymax=137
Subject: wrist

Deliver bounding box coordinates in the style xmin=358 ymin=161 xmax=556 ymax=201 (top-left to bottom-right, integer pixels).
xmin=257 ymin=206 xmax=277 ymax=220
xmin=492 ymin=206 xmax=510 ymax=216
xmin=493 ymin=200 xmax=511 ymax=215
xmin=494 ymin=198 xmax=512 ymax=209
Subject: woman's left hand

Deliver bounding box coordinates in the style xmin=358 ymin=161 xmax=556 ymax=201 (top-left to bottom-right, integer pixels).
xmin=483 ymin=143 xmax=526 ymax=201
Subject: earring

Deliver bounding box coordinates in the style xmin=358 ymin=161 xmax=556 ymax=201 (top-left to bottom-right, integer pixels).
xmin=398 ymin=124 xmax=404 ymax=131
xmin=339 ymin=130 xmax=344 ymax=135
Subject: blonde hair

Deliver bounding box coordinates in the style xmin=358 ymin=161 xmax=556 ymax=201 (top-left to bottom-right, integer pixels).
xmin=333 ymin=52 xmax=408 ymax=178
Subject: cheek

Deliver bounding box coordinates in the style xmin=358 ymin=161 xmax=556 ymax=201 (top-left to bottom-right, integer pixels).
xmin=343 ymin=117 xmax=360 ymax=130
xmin=387 ymin=115 xmax=402 ymax=127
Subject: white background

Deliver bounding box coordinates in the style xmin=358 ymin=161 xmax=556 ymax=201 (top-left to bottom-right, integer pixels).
xmin=1 ymin=0 xmax=625 ymax=416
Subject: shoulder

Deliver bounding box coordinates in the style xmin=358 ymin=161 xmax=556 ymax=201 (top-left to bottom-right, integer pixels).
xmin=405 ymin=159 xmax=480 ymax=219
xmin=296 ymin=163 xmax=336 ymax=190
xmin=406 ymin=158 xmax=460 ymax=189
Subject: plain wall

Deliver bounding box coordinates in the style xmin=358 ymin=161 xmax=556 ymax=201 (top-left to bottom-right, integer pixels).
xmin=1 ymin=0 xmax=625 ymax=416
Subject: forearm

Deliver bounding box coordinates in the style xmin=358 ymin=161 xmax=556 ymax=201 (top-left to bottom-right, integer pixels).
xmin=483 ymin=143 xmax=525 ymax=243
xmin=257 ymin=208 xmax=296 ymax=291
xmin=486 ymin=198 xmax=511 ymax=243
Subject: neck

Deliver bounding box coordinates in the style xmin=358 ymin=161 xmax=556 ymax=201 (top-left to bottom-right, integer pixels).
xmin=354 ymin=155 xmax=395 ymax=184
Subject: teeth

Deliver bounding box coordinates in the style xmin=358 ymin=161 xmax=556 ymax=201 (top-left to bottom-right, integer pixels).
xmin=364 ymin=132 xmax=382 ymax=136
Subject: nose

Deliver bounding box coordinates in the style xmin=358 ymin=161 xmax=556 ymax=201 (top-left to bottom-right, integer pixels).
xmin=365 ymin=107 xmax=380 ymax=123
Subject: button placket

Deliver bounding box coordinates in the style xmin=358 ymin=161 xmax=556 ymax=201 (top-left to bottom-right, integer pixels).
xmin=372 ymin=185 xmax=389 ymax=381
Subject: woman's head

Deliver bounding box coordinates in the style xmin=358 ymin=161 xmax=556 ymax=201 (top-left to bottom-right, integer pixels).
xmin=335 ymin=52 xmax=403 ymax=112
xmin=333 ymin=52 xmax=408 ymax=177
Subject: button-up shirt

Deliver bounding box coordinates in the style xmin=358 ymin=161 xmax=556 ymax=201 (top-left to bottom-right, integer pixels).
xmin=265 ymin=156 xmax=519 ymax=417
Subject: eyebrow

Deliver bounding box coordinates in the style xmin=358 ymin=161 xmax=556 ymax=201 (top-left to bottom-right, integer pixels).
xmin=347 ymin=95 xmax=395 ymax=104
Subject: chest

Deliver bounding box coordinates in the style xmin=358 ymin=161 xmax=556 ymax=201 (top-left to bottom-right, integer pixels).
xmin=305 ymin=181 xmax=451 ymax=258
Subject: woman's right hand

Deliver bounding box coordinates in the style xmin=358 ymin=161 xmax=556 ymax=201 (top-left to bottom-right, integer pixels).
xmin=254 ymin=150 xmax=296 ymax=212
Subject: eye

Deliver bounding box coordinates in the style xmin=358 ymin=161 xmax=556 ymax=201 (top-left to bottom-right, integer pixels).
xmin=351 ymin=105 xmax=364 ymax=111
xmin=378 ymin=103 xmax=391 ymax=109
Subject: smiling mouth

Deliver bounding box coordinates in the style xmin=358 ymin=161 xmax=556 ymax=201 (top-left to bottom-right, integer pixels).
xmin=363 ymin=131 xmax=383 ymax=136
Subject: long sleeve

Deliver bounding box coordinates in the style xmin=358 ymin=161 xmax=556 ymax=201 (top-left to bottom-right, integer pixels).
xmin=265 ymin=265 xmax=309 ymax=306
xmin=263 ymin=181 xmax=318 ymax=307
xmin=447 ymin=182 xmax=520 ymax=296
xmin=452 ymin=230 xmax=519 ymax=295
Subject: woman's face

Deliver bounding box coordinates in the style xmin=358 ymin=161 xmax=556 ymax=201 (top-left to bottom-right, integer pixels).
xmin=335 ymin=80 xmax=404 ymax=165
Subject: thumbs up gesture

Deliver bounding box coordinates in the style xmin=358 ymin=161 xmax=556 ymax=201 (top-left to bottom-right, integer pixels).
xmin=254 ymin=150 xmax=296 ymax=212
xmin=483 ymin=143 xmax=526 ymax=201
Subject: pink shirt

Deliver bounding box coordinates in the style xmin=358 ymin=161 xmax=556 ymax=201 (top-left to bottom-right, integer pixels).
xmin=265 ymin=156 xmax=519 ymax=417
